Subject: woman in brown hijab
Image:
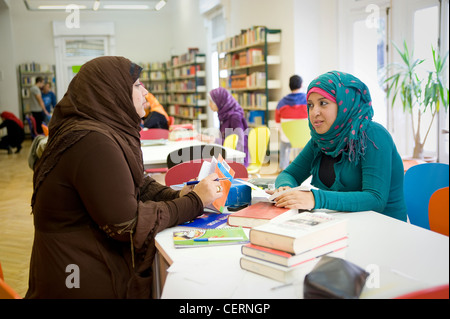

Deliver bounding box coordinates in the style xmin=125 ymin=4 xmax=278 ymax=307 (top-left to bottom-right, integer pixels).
xmin=26 ymin=56 xmax=223 ymax=299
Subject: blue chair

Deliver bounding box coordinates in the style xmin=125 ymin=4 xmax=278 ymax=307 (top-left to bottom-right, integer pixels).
xmin=404 ymin=163 xmax=449 ymax=230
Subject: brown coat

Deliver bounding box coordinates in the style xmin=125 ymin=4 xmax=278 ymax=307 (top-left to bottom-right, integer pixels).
xmin=26 ymin=132 xmax=203 ymax=298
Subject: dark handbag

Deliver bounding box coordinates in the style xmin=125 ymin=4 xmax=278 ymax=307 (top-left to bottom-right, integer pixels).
xmin=304 ymin=256 xmax=369 ymax=299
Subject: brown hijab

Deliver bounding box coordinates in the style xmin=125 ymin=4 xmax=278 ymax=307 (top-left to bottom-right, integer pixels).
xmin=32 ymin=56 xmax=144 ymax=207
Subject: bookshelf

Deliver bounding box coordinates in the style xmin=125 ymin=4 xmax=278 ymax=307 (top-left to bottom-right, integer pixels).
xmin=18 ymin=63 xmax=56 ymax=122
xmin=166 ymin=49 xmax=207 ymax=126
xmin=217 ymin=26 xmax=281 ymax=127
xmin=140 ymin=62 xmax=168 ymax=109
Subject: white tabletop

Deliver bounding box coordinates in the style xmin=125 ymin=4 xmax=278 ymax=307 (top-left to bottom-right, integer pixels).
xmin=141 ymin=139 xmax=246 ymax=169
xmin=155 ymin=209 xmax=449 ymax=299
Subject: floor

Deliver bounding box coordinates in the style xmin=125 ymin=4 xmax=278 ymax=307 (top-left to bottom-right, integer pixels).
xmin=0 ymin=138 xmax=279 ymax=297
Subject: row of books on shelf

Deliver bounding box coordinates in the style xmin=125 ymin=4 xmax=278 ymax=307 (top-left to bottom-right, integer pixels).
xmin=21 ymin=75 xmax=53 ymax=86
xmin=140 ymin=61 xmax=166 ymax=70
xmin=217 ymin=26 xmax=280 ymax=53
xmin=228 ymin=72 xmax=267 ymax=89
xmin=221 ymin=48 xmax=265 ymax=69
xmin=147 ymin=83 xmax=166 ymax=92
xmin=167 ymin=78 xmax=206 ymax=91
xmin=231 ymin=92 xmax=267 ymax=109
xmin=141 ymin=71 xmax=166 ymax=81
xmin=20 ymin=62 xmax=53 ymax=73
xmin=170 ymin=65 xmax=203 ymax=78
xmin=168 ymin=48 xmax=205 ymax=68
xmin=167 ymin=93 xmax=206 ymax=105
xmin=168 ymin=104 xmax=205 ymax=118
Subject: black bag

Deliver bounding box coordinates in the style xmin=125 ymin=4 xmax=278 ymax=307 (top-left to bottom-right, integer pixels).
xmin=304 ymin=256 xmax=369 ymax=299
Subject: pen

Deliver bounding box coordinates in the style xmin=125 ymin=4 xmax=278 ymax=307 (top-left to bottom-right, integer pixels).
xmin=193 ymin=237 xmax=244 ymax=242
xmin=185 ymin=177 xmax=229 ymax=185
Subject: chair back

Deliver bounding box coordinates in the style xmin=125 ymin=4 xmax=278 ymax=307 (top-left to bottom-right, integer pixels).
xmin=394 ymin=284 xmax=449 ymax=299
xmin=404 ymin=163 xmax=449 ymax=229
xmin=247 ymin=127 xmax=270 ymax=174
xmin=165 ymin=159 xmax=248 ymax=186
xmin=223 ymin=134 xmax=238 ymax=150
xmin=25 ymin=114 xmax=38 ymax=139
xmin=140 ymin=128 xmax=169 ymax=140
xmin=0 ymin=262 xmax=21 ymax=299
xmin=41 ymin=123 xmax=49 ymax=136
xmin=428 ymin=187 xmax=449 ymax=236
xmin=281 ymin=119 xmax=310 ymax=149
xmin=166 ymin=144 xmax=227 ymax=169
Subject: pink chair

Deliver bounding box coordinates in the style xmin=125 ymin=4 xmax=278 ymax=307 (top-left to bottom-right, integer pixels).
xmin=164 ymin=159 xmax=248 ymax=186
xmin=140 ymin=128 xmax=169 ymax=140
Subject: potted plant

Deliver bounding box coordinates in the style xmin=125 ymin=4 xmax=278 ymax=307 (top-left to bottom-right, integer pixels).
xmin=383 ymin=40 xmax=449 ymax=159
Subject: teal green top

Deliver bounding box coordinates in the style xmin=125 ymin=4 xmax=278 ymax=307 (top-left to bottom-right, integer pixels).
xmin=275 ymin=122 xmax=407 ymax=221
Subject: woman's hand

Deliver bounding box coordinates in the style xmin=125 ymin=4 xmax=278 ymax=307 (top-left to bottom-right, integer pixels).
xmin=179 ymin=180 xmax=196 ymax=198
xmin=274 ymin=190 xmax=315 ymax=210
xmin=265 ymin=186 xmax=291 ymax=196
xmin=193 ymin=173 xmax=223 ymax=206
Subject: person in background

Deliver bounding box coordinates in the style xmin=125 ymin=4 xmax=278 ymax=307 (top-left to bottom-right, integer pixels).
xmin=41 ymin=82 xmax=57 ymax=123
xmin=269 ymin=71 xmax=407 ymax=222
xmin=0 ymin=111 xmax=25 ymax=154
xmin=275 ymin=75 xmax=308 ymax=171
xmin=29 ymin=76 xmax=49 ymax=134
xmin=142 ymin=92 xmax=169 ymax=130
xmin=207 ymin=87 xmax=249 ymax=167
xmin=26 ymin=56 xmax=223 ymax=299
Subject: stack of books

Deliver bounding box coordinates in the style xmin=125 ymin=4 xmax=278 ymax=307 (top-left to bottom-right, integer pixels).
xmin=239 ymin=212 xmax=348 ymax=283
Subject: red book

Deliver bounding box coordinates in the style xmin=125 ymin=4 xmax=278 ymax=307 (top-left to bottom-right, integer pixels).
xmin=227 ymin=201 xmax=290 ymax=228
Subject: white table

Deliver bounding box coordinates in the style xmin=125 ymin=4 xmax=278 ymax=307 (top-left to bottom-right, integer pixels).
xmin=141 ymin=140 xmax=246 ymax=169
xmin=154 ymin=210 xmax=449 ymax=299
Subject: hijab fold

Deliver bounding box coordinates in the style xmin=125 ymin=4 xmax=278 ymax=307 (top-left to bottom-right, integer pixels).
xmin=32 ymin=56 xmax=144 ymax=207
xmin=307 ymin=71 xmax=376 ymax=164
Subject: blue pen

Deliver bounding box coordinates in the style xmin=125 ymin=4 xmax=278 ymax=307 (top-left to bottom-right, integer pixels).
xmin=193 ymin=237 xmax=244 ymax=242
xmin=186 ymin=177 xmax=229 ymax=186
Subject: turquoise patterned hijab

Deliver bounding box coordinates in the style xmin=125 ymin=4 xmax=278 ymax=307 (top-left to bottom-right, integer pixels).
xmin=307 ymin=71 xmax=376 ymax=164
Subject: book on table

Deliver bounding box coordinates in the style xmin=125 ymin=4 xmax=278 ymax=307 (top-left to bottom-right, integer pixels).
xmin=227 ymin=201 xmax=293 ymax=228
xmin=173 ymin=227 xmax=249 ymax=248
xmin=240 ymin=246 xmax=347 ymax=283
xmin=249 ymin=212 xmax=348 ymax=254
xmin=241 ymin=236 xmax=349 ymax=267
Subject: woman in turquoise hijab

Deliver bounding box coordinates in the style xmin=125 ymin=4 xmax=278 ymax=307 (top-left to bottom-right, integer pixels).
xmin=272 ymin=71 xmax=407 ymax=221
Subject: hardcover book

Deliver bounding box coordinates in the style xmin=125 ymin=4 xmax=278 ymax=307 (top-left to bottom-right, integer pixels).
xmin=227 ymin=201 xmax=291 ymax=228
xmin=249 ymin=213 xmax=348 ymax=254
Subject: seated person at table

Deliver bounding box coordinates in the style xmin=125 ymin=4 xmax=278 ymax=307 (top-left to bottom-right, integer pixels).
xmin=206 ymin=87 xmax=249 ymax=167
xmin=269 ymin=71 xmax=407 ymax=222
xmin=0 ymin=111 xmax=25 ymax=154
xmin=26 ymin=56 xmax=224 ymax=299
xmin=142 ymin=92 xmax=169 ymax=130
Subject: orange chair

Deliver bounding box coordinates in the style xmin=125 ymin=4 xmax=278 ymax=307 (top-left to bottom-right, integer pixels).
xmin=41 ymin=123 xmax=49 ymax=136
xmin=0 ymin=262 xmax=21 ymax=299
xmin=395 ymin=284 xmax=449 ymax=299
xmin=428 ymin=187 xmax=449 ymax=236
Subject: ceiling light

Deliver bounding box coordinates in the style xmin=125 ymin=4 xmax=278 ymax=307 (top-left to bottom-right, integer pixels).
xmin=103 ymin=4 xmax=150 ymax=10
xmin=93 ymin=0 xmax=100 ymax=11
xmin=155 ymin=0 xmax=166 ymax=11
xmin=38 ymin=5 xmax=87 ymax=10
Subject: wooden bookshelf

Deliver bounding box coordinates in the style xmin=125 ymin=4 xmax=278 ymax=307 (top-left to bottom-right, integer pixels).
xmin=217 ymin=26 xmax=281 ymax=127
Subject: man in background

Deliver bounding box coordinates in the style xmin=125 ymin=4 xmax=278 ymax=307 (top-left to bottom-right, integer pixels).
xmin=275 ymin=75 xmax=308 ymax=170
xmin=29 ymin=77 xmax=49 ymax=134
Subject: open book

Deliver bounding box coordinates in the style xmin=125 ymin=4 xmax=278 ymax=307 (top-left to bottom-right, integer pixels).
xmin=197 ymin=155 xmax=234 ymax=213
